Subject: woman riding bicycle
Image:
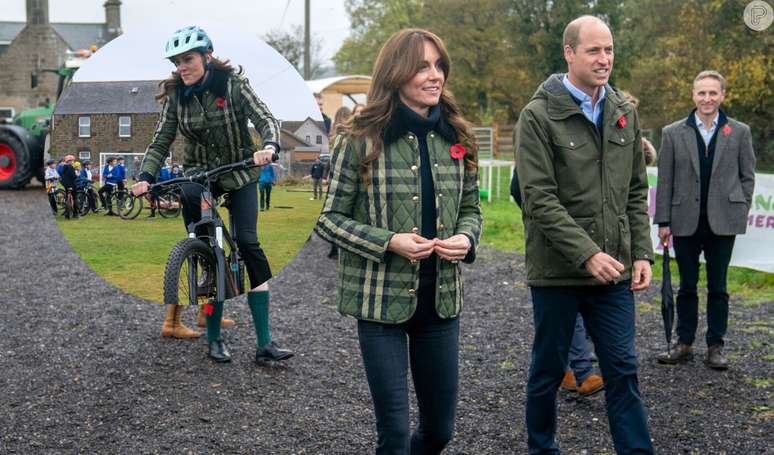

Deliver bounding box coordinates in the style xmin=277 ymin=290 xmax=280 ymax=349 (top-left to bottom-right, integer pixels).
xmin=131 ymin=26 xmax=293 ymax=364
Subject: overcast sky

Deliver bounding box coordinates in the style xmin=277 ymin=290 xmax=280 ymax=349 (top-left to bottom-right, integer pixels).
xmin=3 ymin=0 xmax=351 ymax=64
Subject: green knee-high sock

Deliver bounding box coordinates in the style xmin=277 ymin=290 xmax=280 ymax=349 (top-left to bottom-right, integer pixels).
xmin=205 ymin=302 xmax=224 ymax=342
xmin=247 ymin=290 xmax=272 ymax=347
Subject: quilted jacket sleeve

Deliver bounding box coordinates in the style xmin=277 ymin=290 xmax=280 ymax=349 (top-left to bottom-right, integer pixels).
xmin=454 ymin=162 xmax=482 ymax=264
xmin=315 ymin=134 xmax=395 ymax=263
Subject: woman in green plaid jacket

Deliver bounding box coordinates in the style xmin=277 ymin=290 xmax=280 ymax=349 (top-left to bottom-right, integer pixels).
xmin=131 ymin=26 xmax=292 ymax=364
xmin=315 ymin=29 xmax=482 ymax=454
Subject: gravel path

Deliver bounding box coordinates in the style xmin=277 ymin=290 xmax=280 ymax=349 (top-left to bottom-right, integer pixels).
xmin=1 ymin=188 xmax=773 ymax=454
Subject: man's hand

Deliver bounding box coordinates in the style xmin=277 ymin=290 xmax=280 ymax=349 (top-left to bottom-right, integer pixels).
xmin=387 ymin=233 xmax=435 ymax=262
xmin=434 ymin=234 xmax=471 ymax=262
xmin=131 ymin=181 xmax=149 ymax=197
xmin=630 ymin=260 xmax=652 ymax=291
xmin=584 ymin=252 xmax=625 ymax=284
xmin=253 ymin=147 xmax=275 ymax=166
xmin=658 ymin=226 xmax=671 ymax=247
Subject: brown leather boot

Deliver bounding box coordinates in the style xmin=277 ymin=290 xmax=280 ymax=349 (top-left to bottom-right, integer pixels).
xmin=656 ymin=343 xmax=694 ymax=364
xmin=577 ymin=374 xmax=604 ymax=396
xmin=705 ymin=345 xmax=729 ymax=370
xmin=160 ymin=304 xmax=176 ymax=337
xmin=561 ymin=370 xmax=577 ymax=391
xmin=197 ymin=305 xmax=235 ymax=329
xmin=172 ymin=305 xmax=201 ymax=338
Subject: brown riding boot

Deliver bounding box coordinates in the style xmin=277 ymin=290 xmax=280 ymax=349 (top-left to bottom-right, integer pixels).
xmin=160 ymin=304 xmax=177 ymax=337
xmin=171 ymin=305 xmax=201 ymax=338
xmin=197 ymin=305 xmax=235 ymax=329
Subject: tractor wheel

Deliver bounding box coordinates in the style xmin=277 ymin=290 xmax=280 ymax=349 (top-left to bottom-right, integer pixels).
xmin=0 ymin=129 xmax=32 ymax=189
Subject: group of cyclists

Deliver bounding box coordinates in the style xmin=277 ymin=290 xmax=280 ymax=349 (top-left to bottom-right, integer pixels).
xmin=45 ymin=155 xmax=183 ymax=219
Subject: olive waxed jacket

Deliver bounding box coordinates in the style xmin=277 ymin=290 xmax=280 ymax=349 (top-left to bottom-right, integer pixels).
xmin=139 ymin=68 xmax=280 ymax=191
xmin=516 ymin=74 xmax=653 ymax=287
xmin=315 ymin=116 xmax=482 ymax=323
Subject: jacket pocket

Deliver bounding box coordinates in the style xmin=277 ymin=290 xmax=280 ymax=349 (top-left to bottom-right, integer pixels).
xmin=671 ymin=196 xmax=682 ymax=206
xmin=535 ymin=217 xmax=596 ymax=279
xmin=728 ymin=191 xmax=746 ymax=203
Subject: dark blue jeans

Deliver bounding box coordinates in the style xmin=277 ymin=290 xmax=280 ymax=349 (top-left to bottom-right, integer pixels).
xmin=357 ymin=283 xmax=459 ymax=455
xmin=673 ymin=216 xmax=736 ymax=347
xmin=526 ymin=281 xmax=654 ymax=455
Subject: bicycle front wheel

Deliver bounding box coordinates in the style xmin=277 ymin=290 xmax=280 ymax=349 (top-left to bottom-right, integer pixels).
xmin=114 ymin=192 xmax=142 ymax=220
xmin=77 ymin=191 xmax=90 ymax=217
xmin=163 ymin=238 xmax=218 ymax=306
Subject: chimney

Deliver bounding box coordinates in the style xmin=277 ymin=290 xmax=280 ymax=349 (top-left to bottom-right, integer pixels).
xmin=26 ymin=0 xmax=49 ymax=25
xmin=104 ymin=0 xmax=122 ymax=39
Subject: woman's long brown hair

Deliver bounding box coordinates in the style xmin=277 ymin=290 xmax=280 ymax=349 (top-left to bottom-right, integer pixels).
xmin=343 ymin=28 xmax=477 ymax=180
xmin=155 ymin=54 xmax=241 ymax=101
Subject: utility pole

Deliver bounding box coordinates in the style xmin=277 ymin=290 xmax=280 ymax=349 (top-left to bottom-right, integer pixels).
xmin=304 ymin=0 xmax=311 ymax=80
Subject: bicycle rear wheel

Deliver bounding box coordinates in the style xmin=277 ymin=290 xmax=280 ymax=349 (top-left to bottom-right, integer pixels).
xmin=114 ymin=192 xmax=142 ymax=220
xmin=163 ymin=238 xmax=218 ymax=306
xmin=158 ymin=190 xmax=181 ymax=218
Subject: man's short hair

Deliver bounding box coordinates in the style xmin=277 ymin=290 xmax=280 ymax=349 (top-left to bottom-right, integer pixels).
xmin=563 ymin=15 xmax=610 ymax=51
xmin=693 ymin=70 xmax=726 ymax=91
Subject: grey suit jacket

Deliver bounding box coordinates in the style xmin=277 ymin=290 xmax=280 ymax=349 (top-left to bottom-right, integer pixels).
xmin=654 ymin=115 xmax=756 ymax=236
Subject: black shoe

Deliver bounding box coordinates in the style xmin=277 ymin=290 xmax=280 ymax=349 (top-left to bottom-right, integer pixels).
xmin=208 ymin=339 xmax=232 ymax=363
xmin=255 ymin=341 xmax=294 ymax=362
xmin=705 ymin=345 xmax=729 ymax=370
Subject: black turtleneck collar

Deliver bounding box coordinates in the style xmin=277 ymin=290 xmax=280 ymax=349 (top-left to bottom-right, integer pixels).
xmin=383 ymin=101 xmax=458 ymax=145
xmin=180 ymin=66 xmax=229 ymax=100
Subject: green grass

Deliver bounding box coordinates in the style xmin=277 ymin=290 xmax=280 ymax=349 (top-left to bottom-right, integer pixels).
xmin=57 ymin=187 xmax=322 ymax=303
xmin=479 ymin=199 xmax=774 ymax=303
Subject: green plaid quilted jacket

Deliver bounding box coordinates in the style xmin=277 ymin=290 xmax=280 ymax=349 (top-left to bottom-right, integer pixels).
xmin=139 ymin=68 xmax=280 ymax=191
xmin=315 ymin=117 xmax=482 ymax=324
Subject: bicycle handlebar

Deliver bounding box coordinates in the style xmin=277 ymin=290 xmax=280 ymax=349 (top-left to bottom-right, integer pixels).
xmin=147 ymin=154 xmax=275 ymax=193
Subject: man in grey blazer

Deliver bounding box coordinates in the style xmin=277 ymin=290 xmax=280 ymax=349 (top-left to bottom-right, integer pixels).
xmin=654 ymin=70 xmax=756 ymax=370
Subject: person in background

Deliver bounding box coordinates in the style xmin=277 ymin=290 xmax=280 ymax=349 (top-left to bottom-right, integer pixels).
xmin=259 ymin=161 xmax=276 ymax=211
xmin=330 ymin=106 xmax=352 ymax=140
xmin=116 ymin=156 xmax=127 ymax=191
xmin=621 ymin=90 xmax=657 ymax=165
xmin=77 ymin=160 xmax=98 ymax=213
xmin=309 ymin=157 xmax=324 ymax=200
xmin=59 ymin=155 xmax=79 ymax=219
xmin=148 ymin=159 xmax=172 ymax=218
xmin=170 ymin=164 xmax=182 ymax=179
xmin=654 ymin=70 xmax=756 ymax=370
xmin=45 ymin=159 xmax=59 ymax=215
xmin=99 ymin=157 xmax=119 ymax=215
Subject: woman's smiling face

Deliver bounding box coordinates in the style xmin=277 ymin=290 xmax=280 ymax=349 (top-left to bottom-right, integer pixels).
xmin=398 ymin=40 xmax=445 ymax=117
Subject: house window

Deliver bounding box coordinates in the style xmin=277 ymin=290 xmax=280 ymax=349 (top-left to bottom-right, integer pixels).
xmin=0 ymin=107 xmax=14 ymax=122
xmin=305 ymin=135 xmax=311 ymax=143
xmin=316 ymin=135 xmax=322 ymax=144
xmin=118 ymin=116 xmax=131 ymax=137
xmin=78 ymin=151 xmax=91 ymax=160
xmin=78 ymin=116 xmax=91 ymax=137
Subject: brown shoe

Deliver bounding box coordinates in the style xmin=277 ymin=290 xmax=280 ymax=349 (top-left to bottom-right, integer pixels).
xmin=197 ymin=305 xmax=235 ymax=329
xmin=705 ymin=345 xmax=729 ymax=370
xmin=160 ymin=304 xmax=176 ymax=338
xmin=656 ymin=343 xmax=694 ymax=364
xmin=577 ymin=374 xmax=604 ymax=396
xmin=172 ymin=305 xmax=201 ymax=338
xmin=561 ymin=370 xmax=577 ymax=391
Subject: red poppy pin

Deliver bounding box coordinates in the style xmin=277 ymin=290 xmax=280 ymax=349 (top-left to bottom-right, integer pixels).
xmin=722 ymin=125 xmax=732 ymax=136
xmin=204 ymin=303 xmax=214 ymax=316
xmin=215 ymin=97 xmax=226 ymax=109
xmin=616 ymin=115 xmax=627 ymax=129
xmin=449 ymin=143 xmax=467 ymax=160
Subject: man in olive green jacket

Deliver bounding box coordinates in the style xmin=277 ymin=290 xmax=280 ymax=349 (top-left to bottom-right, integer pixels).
xmin=515 ymin=16 xmax=654 ymax=454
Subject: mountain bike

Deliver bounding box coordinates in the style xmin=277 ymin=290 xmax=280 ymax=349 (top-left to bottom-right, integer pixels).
xmin=151 ymin=158 xmax=263 ymax=311
xmin=111 ymin=186 xmax=143 ymax=220
xmin=75 ymin=181 xmax=100 ymax=217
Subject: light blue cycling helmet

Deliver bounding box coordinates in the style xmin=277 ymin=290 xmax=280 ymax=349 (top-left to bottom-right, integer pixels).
xmin=163 ymin=26 xmax=213 ymax=60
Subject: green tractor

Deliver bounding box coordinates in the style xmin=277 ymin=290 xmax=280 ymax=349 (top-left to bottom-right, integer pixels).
xmin=0 ymin=59 xmax=83 ymax=189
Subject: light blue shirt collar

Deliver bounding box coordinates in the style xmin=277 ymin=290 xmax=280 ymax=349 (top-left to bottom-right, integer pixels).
xmin=694 ymin=112 xmax=719 ymax=146
xmin=562 ymin=74 xmax=606 ymax=125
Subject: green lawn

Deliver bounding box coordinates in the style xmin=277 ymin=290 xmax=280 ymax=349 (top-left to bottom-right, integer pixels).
xmin=57 ymin=187 xmax=322 ymax=303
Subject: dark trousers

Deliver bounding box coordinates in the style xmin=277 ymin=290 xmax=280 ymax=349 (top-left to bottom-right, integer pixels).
xmin=179 ymin=181 xmax=272 ymax=288
xmin=48 ymin=191 xmax=58 ymax=214
xmin=259 ymin=181 xmax=272 ymax=209
xmin=526 ymin=281 xmax=653 ymax=455
xmin=673 ymin=216 xmax=736 ymax=347
xmin=312 ymin=178 xmax=322 ymax=199
xmin=357 ymin=280 xmax=459 ymax=455
xmin=98 ymin=184 xmax=115 ymax=210
xmin=63 ymin=186 xmax=79 ymax=218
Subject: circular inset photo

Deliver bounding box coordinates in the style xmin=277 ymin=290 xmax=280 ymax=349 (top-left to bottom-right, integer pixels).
xmin=46 ymin=23 xmax=331 ymax=306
